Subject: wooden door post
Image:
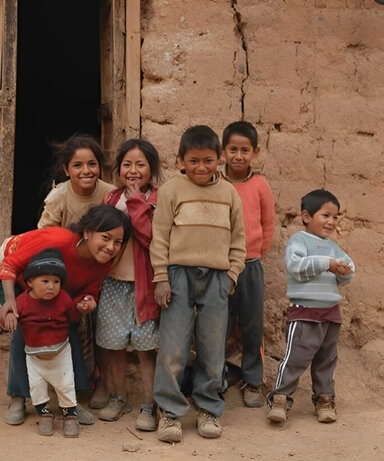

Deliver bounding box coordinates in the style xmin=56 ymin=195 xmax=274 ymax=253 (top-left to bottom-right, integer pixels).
xmin=0 ymin=0 xmax=17 ymax=243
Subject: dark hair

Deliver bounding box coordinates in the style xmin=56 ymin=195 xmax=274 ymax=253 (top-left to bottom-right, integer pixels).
xmin=301 ymin=189 xmax=340 ymax=217
xmin=222 ymin=121 xmax=259 ymax=149
xmin=178 ymin=125 xmax=221 ymax=160
xmin=115 ymin=138 xmax=160 ymax=184
xmin=70 ymin=204 xmax=132 ymax=244
xmin=51 ymin=132 xmax=105 ymax=183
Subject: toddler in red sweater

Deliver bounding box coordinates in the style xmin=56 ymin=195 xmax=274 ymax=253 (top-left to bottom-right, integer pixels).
xmin=221 ymin=121 xmax=275 ymax=408
xmin=4 ymin=248 xmax=94 ymax=438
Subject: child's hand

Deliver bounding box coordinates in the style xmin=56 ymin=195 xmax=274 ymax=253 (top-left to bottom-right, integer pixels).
xmin=124 ymin=180 xmax=142 ymax=198
xmin=4 ymin=313 xmax=18 ymax=332
xmin=77 ymin=295 xmax=97 ymax=314
xmin=0 ymin=299 xmax=18 ymax=322
xmin=154 ymin=281 xmax=171 ymax=309
xmin=329 ymin=258 xmax=353 ymax=276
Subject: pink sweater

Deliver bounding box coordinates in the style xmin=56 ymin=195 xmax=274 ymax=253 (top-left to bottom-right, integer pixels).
xmin=223 ymin=173 xmax=275 ymax=259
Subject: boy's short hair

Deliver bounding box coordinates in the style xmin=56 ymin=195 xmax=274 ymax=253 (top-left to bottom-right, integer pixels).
xmin=222 ymin=121 xmax=258 ymax=149
xmin=178 ymin=125 xmax=221 ymax=160
xmin=301 ymin=189 xmax=340 ymax=217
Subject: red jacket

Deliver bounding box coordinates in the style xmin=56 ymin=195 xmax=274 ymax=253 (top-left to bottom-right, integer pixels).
xmin=18 ymin=289 xmax=81 ymax=347
xmin=0 ymin=227 xmax=112 ymax=305
xmin=103 ymin=187 xmax=160 ymax=323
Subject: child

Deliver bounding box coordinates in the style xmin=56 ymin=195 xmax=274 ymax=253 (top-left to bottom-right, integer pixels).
xmin=267 ymin=189 xmax=355 ymax=424
xmin=38 ymin=132 xmax=114 ymax=228
xmin=4 ymin=249 xmax=95 ymax=437
xmin=150 ymin=125 xmax=246 ymax=443
xmin=221 ymin=121 xmax=275 ymax=407
xmin=95 ymin=139 xmax=161 ymax=431
xmin=0 ymin=205 xmax=131 ymax=426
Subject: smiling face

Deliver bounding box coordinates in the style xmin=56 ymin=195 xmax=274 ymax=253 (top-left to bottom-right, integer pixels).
xmin=119 ymin=147 xmax=151 ymax=192
xmin=302 ymin=202 xmax=340 ymax=239
xmin=83 ymin=226 xmax=125 ymax=263
xmin=179 ymin=148 xmax=218 ymax=186
xmin=27 ymin=275 xmax=61 ymax=300
xmin=222 ymin=134 xmax=259 ymax=181
xmin=63 ymin=148 xmax=100 ymax=196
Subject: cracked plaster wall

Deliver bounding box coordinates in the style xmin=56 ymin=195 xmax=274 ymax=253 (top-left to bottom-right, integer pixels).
xmin=140 ymin=0 xmax=384 ymax=375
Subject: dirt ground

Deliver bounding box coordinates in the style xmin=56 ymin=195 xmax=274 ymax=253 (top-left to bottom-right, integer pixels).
xmin=1 ymin=332 xmax=383 ymax=461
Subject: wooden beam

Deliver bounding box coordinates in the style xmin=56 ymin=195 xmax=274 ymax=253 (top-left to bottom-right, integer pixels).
xmin=125 ymin=0 xmax=140 ymax=139
xmin=0 ymin=0 xmax=17 ymax=243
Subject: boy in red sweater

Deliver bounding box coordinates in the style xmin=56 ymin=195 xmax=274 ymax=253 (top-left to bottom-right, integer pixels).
xmin=221 ymin=121 xmax=275 ymax=407
xmin=4 ymin=249 xmax=93 ymax=438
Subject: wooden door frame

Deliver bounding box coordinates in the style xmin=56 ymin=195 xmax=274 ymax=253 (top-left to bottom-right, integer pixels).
xmin=0 ymin=0 xmax=141 ymax=242
xmin=99 ymin=0 xmax=141 ymax=179
xmin=0 ymin=0 xmax=17 ymax=244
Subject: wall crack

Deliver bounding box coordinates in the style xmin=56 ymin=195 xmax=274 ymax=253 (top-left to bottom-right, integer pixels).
xmin=231 ymin=0 xmax=249 ymax=118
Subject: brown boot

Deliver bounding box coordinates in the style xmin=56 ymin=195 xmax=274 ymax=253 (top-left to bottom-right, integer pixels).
xmin=63 ymin=415 xmax=80 ymax=437
xmin=38 ymin=414 xmax=54 ymax=436
xmin=267 ymin=394 xmax=287 ymax=423
xmin=315 ymin=394 xmax=336 ymax=423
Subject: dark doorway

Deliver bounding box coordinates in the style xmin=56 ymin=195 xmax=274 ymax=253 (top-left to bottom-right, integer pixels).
xmin=12 ymin=0 xmax=101 ymax=234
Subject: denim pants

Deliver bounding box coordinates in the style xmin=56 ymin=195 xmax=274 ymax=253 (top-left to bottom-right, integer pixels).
xmin=227 ymin=258 xmax=264 ymax=386
xmin=154 ymin=266 xmax=231 ymax=418
xmin=7 ymin=323 xmax=89 ymax=397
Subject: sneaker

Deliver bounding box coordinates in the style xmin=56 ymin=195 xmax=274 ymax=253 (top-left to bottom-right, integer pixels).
xmin=98 ymin=395 xmax=132 ymax=421
xmin=315 ymin=394 xmax=336 ymax=423
xmin=267 ymin=394 xmax=287 ymax=423
xmin=63 ymin=415 xmax=80 ymax=438
xmin=76 ymin=403 xmax=94 ymax=425
xmin=157 ymin=413 xmax=182 ymax=443
xmin=38 ymin=413 xmax=54 ymax=436
xmin=243 ymin=383 xmax=265 ymax=408
xmin=135 ymin=403 xmax=158 ymax=432
xmin=89 ymin=383 xmax=109 ymax=409
xmin=196 ymin=410 xmax=222 ymax=438
xmin=4 ymin=397 xmax=26 ymax=425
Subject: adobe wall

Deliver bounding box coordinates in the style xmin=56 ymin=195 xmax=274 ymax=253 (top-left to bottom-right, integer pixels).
xmin=140 ymin=1 xmax=384 ymax=376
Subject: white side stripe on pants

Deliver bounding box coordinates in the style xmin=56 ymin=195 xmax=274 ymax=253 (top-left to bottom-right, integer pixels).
xmin=275 ymin=321 xmax=297 ymax=389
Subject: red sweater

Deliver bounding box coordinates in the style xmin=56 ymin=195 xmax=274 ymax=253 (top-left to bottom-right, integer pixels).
xmin=18 ymin=289 xmax=80 ymax=347
xmin=0 ymin=227 xmax=112 ymax=305
xmin=223 ymin=173 xmax=275 ymax=259
xmin=103 ymin=187 xmax=160 ymax=323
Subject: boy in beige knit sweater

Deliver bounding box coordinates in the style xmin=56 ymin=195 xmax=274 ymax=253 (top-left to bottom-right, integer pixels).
xmin=150 ymin=125 xmax=246 ymax=443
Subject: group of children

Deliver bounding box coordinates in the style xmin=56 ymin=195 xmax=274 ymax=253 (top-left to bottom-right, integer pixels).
xmin=0 ymin=121 xmax=355 ymax=442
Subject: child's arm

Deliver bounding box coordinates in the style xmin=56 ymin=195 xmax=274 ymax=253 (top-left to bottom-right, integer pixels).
xmin=37 ymin=186 xmax=63 ymax=228
xmin=259 ymin=178 xmax=276 ymax=258
xmin=285 ymin=238 xmax=331 ymax=281
xmin=149 ymin=186 xmax=174 ymax=307
xmin=228 ymin=190 xmax=246 ymax=287
xmin=330 ymin=251 xmax=355 ymax=285
xmin=125 ymin=189 xmax=157 ymax=249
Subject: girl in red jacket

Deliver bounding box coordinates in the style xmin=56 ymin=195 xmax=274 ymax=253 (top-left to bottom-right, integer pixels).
xmin=94 ymin=139 xmax=161 ymax=432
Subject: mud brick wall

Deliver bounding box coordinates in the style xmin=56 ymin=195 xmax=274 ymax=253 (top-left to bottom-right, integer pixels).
xmin=139 ymin=0 xmax=384 ymax=375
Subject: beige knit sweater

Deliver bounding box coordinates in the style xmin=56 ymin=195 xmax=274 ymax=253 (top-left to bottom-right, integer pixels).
xmin=150 ymin=172 xmax=246 ymax=284
xmin=37 ymin=179 xmax=115 ymax=228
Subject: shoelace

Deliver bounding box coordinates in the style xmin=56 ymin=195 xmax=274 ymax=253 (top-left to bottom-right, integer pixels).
xmin=200 ymin=413 xmax=219 ymax=426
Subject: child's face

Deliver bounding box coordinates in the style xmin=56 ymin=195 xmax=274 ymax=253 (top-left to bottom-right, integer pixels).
xmin=222 ymin=134 xmax=259 ymax=180
xmin=27 ymin=275 xmax=61 ymax=301
xmin=63 ymin=148 xmax=100 ymax=196
xmin=179 ymin=148 xmax=218 ymax=186
xmin=302 ymin=202 xmax=340 ymax=239
xmin=82 ymin=226 xmax=124 ymax=263
xmin=119 ymin=147 xmax=151 ymax=192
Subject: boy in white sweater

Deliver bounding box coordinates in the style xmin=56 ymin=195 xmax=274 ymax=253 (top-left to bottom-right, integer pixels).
xmin=267 ymin=189 xmax=355 ymax=424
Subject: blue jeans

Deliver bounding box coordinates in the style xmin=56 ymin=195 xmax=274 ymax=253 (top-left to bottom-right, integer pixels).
xmin=227 ymin=258 xmax=264 ymax=386
xmin=7 ymin=324 xmax=89 ymax=397
xmin=154 ymin=266 xmax=231 ymax=418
